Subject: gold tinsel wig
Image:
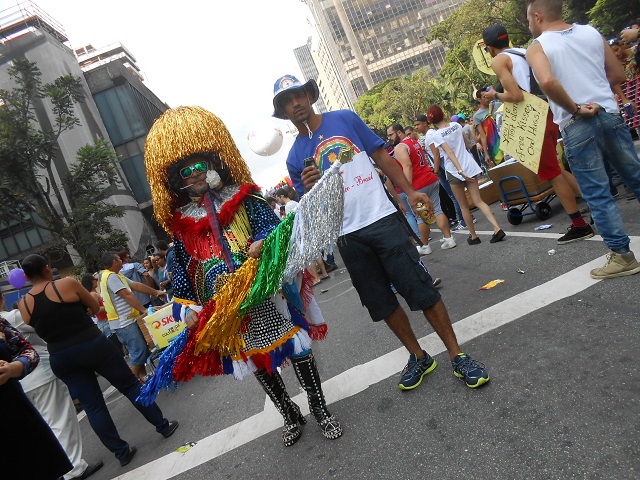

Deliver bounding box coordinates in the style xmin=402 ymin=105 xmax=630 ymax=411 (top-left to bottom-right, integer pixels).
xmin=144 ymin=106 xmax=254 ymax=234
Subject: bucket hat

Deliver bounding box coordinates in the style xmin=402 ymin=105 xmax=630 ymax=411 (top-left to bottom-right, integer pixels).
xmin=272 ymin=74 xmax=319 ymax=119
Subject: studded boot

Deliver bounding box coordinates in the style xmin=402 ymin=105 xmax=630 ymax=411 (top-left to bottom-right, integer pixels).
xmin=291 ymin=352 xmax=343 ymax=440
xmin=254 ymin=369 xmax=306 ymax=447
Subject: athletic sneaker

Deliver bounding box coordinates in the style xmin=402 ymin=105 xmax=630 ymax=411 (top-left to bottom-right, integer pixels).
xmin=452 ymin=353 xmax=490 ymax=388
xmin=441 ymin=237 xmax=457 ymax=250
xmin=417 ymin=244 xmax=432 ymax=255
xmin=590 ymin=251 xmax=640 ymax=279
xmin=399 ymin=350 xmax=437 ymax=390
xmin=452 ymin=221 xmax=467 ymax=231
xmin=556 ymin=225 xmax=594 ymax=244
xmin=472 ymin=215 xmax=477 ymax=224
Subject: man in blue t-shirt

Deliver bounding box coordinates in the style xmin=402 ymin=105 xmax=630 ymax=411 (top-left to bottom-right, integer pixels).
xmin=272 ymin=74 xmax=490 ymax=390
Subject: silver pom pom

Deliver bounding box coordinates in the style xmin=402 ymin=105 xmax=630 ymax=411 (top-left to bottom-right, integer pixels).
xmin=284 ymin=161 xmax=345 ymax=282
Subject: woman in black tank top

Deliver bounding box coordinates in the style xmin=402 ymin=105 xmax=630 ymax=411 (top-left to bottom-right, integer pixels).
xmin=17 ymin=254 xmax=178 ymax=467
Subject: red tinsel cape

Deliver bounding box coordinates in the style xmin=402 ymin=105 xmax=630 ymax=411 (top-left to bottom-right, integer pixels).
xmin=170 ymin=184 xmax=260 ymax=260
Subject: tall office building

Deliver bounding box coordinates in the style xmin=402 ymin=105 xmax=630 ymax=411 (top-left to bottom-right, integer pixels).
xmin=294 ymin=40 xmax=329 ymax=114
xmin=76 ymin=41 xmax=169 ymax=236
xmin=0 ymin=2 xmax=157 ymax=264
xmin=300 ymin=0 xmax=464 ymax=103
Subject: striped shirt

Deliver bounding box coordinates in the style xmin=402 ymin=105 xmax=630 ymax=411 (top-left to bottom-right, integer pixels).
xmin=106 ymin=274 xmax=136 ymax=329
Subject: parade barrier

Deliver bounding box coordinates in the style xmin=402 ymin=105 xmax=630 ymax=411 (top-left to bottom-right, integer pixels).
xmin=617 ymin=76 xmax=639 ymax=129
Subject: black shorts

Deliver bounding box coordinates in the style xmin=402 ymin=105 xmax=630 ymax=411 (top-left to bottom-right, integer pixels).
xmin=337 ymin=214 xmax=441 ymax=321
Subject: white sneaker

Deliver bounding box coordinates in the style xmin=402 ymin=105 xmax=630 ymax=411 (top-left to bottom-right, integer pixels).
xmin=417 ymin=244 xmax=432 ymax=255
xmin=441 ymin=237 xmax=457 ymax=250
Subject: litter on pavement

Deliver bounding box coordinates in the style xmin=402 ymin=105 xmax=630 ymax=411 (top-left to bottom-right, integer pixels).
xmin=478 ymin=279 xmax=505 ymax=290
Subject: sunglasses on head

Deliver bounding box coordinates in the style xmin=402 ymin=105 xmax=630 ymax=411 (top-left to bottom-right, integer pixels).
xmin=180 ymin=161 xmax=208 ymax=179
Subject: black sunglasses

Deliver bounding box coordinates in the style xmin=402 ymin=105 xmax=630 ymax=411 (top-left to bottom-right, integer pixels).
xmin=180 ymin=161 xmax=208 ymax=179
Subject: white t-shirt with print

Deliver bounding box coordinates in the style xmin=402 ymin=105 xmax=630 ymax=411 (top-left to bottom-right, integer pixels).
xmin=429 ymin=124 xmax=482 ymax=181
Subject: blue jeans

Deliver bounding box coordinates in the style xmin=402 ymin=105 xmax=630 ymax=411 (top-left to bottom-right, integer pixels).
xmin=50 ymin=334 xmax=169 ymax=461
xmin=398 ymin=192 xmax=420 ymax=237
xmin=96 ymin=319 xmax=111 ymax=337
xmin=562 ymin=111 xmax=640 ymax=252
xmin=113 ymin=321 xmax=149 ymax=366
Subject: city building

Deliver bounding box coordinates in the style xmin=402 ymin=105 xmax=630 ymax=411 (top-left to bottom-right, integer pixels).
xmin=299 ymin=0 xmax=464 ymax=105
xmin=294 ymin=40 xmax=329 ymax=114
xmin=76 ymin=41 xmax=169 ymax=232
xmin=0 ymin=1 xmax=158 ymax=266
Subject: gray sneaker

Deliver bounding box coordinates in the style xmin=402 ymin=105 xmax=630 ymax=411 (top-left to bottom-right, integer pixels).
xmin=590 ymin=251 xmax=640 ymax=279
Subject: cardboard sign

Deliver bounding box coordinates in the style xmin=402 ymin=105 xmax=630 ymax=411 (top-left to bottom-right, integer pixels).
xmin=500 ymin=92 xmax=549 ymax=173
xmin=143 ymin=304 xmax=185 ymax=349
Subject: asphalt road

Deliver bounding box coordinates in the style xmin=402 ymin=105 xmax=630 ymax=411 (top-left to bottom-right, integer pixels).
xmin=78 ymin=164 xmax=639 ymax=480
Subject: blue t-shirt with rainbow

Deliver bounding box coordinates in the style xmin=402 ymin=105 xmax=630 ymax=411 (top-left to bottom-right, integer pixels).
xmin=286 ymin=110 xmax=396 ymax=235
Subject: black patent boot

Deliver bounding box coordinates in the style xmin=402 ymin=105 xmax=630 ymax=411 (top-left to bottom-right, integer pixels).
xmin=291 ymin=352 xmax=343 ymax=440
xmin=254 ymin=369 xmax=306 ymax=446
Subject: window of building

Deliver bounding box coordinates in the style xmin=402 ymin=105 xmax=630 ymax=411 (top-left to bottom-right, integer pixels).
xmin=119 ymin=153 xmax=152 ymax=204
xmin=93 ymin=84 xmax=163 ymax=147
xmin=0 ymin=213 xmax=48 ymax=261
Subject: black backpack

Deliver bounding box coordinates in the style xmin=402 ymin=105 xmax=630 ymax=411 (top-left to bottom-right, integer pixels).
xmin=503 ymin=48 xmax=546 ymax=99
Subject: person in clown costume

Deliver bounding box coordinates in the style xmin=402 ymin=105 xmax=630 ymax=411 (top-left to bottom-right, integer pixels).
xmin=143 ymin=106 xmax=342 ymax=447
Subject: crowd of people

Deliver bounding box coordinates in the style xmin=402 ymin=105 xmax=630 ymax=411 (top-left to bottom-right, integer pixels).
xmin=0 ymin=242 xmax=179 ymax=479
xmin=1 ymin=1 xmax=639 ymax=478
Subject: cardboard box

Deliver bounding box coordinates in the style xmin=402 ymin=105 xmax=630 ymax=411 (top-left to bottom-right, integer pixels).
xmin=143 ymin=304 xmax=185 ymax=349
xmin=487 ymin=161 xmax=553 ymax=204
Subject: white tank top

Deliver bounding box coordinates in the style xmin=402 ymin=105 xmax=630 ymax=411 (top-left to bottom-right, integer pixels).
xmin=535 ymin=24 xmax=618 ymax=130
xmin=500 ymin=48 xmax=530 ymax=93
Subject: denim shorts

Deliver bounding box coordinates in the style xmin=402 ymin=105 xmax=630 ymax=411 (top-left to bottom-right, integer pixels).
xmin=337 ymin=214 xmax=441 ymax=321
xmin=113 ymin=321 xmax=149 ymax=366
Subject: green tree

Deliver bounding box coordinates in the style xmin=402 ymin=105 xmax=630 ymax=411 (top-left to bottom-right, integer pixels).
xmin=354 ymin=68 xmax=474 ymax=129
xmin=428 ymin=0 xmax=530 ymax=100
xmin=588 ymin=0 xmax=640 ymax=37
xmin=62 ymin=140 xmax=129 ymax=272
xmin=0 ymin=59 xmax=127 ymax=272
xmin=564 ymin=0 xmax=597 ymax=24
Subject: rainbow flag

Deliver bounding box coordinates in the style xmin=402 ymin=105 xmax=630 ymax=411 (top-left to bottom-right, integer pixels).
xmin=480 ymin=110 xmax=504 ymax=164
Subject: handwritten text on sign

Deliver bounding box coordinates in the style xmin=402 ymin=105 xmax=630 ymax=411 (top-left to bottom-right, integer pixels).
xmin=500 ymin=91 xmax=549 ymax=174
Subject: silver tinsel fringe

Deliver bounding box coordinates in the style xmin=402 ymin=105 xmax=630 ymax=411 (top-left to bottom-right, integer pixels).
xmin=283 ymin=161 xmax=345 ymax=282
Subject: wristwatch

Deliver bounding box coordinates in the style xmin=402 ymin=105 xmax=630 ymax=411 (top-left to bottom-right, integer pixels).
xmin=572 ymin=104 xmax=581 ymax=116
